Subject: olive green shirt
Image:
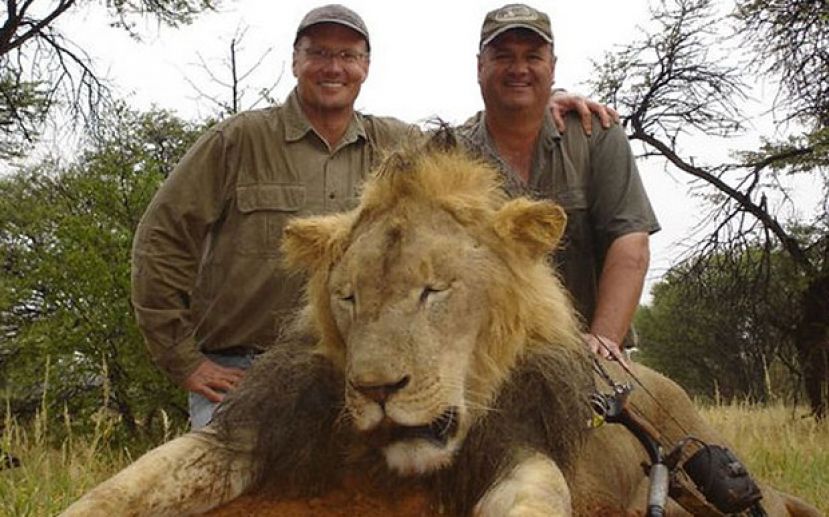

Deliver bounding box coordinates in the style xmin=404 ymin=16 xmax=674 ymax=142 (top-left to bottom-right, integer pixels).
xmin=132 ymin=89 xmax=412 ymax=384
xmin=458 ymin=111 xmax=660 ymax=326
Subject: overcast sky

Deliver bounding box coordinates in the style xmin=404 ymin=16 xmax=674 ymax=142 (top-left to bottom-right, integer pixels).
xmin=55 ymin=0 xmax=821 ymax=301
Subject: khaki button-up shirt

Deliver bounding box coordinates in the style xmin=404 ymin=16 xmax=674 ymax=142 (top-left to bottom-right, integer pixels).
xmin=132 ymin=89 xmax=412 ymax=384
xmin=458 ymin=111 xmax=660 ymax=326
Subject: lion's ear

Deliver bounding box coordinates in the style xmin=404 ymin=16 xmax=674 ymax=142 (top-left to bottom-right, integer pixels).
xmin=492 ymin=199 xmax=567 ymax=260
xmin=281 ymin=213 xmax=352 ymax=273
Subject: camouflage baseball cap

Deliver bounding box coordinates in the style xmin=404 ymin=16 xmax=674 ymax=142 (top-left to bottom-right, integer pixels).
xmin=479 ymin=4 xmax=553 ymax=50
xmin=294 ymin=4 xmax=370 ymax=50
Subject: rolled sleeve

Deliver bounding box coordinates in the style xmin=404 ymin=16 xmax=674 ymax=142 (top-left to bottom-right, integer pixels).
xmin=588 ymin=123 xmax=660 ymax=250
xmin=145 ymin=331 xmax=204 ymax=386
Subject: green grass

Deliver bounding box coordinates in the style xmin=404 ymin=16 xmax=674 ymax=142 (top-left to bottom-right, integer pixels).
xmin=2 ymin=403 xmax=827 ymax=515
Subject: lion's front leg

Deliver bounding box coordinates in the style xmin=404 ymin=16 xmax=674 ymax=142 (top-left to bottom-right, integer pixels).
xmin=60 ymin=427 xmax=255 ymax=517
xmin=474 ymin=451 xmax=571 ymax=517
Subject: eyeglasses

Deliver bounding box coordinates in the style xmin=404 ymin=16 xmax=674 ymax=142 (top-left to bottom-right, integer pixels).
xmin=298 ymin=47 xmax=369 ymax=65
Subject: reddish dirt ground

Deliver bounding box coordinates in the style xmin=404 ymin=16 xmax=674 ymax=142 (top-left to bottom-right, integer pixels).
xmin=207 ymin=492 xmax=433 ymax=517
xmin=207 ymin=477 xmax=437 ymax=517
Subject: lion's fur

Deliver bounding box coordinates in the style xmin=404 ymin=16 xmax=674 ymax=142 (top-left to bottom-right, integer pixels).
xmin=214 ymin=135 xmax=594 ymax=514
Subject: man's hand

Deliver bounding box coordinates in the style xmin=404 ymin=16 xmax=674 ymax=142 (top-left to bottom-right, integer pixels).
xmin=183 ymin=358 xmax=246 ymax=403
xmin=549 ymin=91 xmax=620 ymax=135
xmin=584 ymin=333 xmax=629 ymax=367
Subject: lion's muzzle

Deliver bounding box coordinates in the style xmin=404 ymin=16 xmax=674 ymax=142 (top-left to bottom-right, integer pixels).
xmin=390 ymin=406 xmax=459 ymax=446
xmin=363 ymin=406 xmax=460 ymax=448
xmin=351 ymin=375 xmax=411 ymax=404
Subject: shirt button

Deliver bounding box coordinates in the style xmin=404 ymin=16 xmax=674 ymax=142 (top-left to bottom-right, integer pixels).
xmin=328 ymin=193 xmax=336 ymax=199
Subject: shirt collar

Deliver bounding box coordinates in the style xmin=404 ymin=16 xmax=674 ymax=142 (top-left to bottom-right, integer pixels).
xmin=474 ymin=109 xmax=560 ymax=149
xmin=283 ymin=88 xmax=367 ymax=149
xmin=539 ymin=110 xmax=560 ymax=149
xmin=468 ymin=109 xmax=560 ymax=196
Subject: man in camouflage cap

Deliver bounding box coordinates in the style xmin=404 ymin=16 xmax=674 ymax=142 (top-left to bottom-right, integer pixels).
xmin=479 ymin=3 xmax=554 ymax=48
xmin=461 ymin=3 xmax=660 ymax=362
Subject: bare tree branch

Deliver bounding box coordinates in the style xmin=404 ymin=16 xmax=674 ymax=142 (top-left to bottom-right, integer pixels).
xmin=0 ymin=0 xmax=76 ymax=56
xmin=592 ymin=0 xmax=829 ymax=418
xmin=184 ymin=24 xmax=283 ymax=118
xmin=0 ymin=0 xmax=216 ymax=158
xmin=632 ymin=123 xmax=813 ymax=272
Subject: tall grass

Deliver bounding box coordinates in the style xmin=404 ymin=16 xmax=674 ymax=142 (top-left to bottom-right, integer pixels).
xmin=0 ymin=358 xmax=177 ymax=516
xmin=699 ymin=402 xmax=829 ymax=514
xmin=0 ymin=402 xmax=136 ymax=516
xmin=2 ymin=402 xmax=827 ymax=515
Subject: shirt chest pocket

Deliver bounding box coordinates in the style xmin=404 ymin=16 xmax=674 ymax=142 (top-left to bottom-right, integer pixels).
xmin=234 ymin=184 xmax=306 ymax=256
xmin=552 ymin=186 xmax=590 ymax=248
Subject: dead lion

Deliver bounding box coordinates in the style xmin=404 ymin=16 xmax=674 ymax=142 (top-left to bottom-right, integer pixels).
xmin=61 ymin=139 xmax=820 ymax=517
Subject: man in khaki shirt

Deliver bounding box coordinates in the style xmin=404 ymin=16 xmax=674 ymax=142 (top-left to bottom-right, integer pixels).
xmin=132 ymin=4 xmax=616 ymax=429
xmin=460 ymin=4 xmax=659 ymax=362
xmin=132 ymin=5 xmax=416 ymax=428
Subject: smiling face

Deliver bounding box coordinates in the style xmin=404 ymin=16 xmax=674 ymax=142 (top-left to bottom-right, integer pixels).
xmin=292 ymin=23 xmax=370 ymax=119
xmin=477 ymin=29 xmax=556 ymax=116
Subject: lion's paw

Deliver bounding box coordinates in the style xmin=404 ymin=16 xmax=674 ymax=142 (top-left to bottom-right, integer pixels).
xmin=505 ymin=500 xmax=570 ymax=517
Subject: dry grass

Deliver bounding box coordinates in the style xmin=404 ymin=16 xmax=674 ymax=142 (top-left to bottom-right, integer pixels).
xmin=2 ymin=402 xmax=827 ymax=515
xmin=0 ymin=403 xmax=165 ymax=516
xmin=698 ymin=402 xmax=829 ymax=514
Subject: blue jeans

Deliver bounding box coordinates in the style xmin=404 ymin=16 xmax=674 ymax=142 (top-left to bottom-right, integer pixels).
xmin=188 ymin=352 xmax=257 ymax=430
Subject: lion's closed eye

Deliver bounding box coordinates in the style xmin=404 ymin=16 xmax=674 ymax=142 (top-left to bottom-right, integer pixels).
xmin=419 ymin=283 xmax=451 ymax=305
xmin=334 ymin=290 xmax=356 ymax=308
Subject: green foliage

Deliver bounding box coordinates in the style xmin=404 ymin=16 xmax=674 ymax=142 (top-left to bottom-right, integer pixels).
xmin=636 ymin=246 xmax=805 ymax=402
xmin=104 ymin=0 xmax=218 ymax=33
xmin=0 ymin=73 xmax=50 ymax=159
xmin=1 ymin=400 xmax=173 ymax=516
xmin=0 ymin=104 xmax=203 ymax=439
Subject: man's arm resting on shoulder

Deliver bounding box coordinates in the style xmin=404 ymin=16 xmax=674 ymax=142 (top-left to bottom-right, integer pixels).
xmin=586 ymin=232 xmax=650 ymax=362
xmin=549 ymin=90 xmax=620 ymax=135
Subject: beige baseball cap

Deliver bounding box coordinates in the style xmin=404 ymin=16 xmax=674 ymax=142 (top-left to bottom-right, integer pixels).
xmin=480 ymin=4 xmax=553 ymax=50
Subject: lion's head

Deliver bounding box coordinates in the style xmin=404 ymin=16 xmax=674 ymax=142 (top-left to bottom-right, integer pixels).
xmin=271 ymin=138 xmax=587 ymax=477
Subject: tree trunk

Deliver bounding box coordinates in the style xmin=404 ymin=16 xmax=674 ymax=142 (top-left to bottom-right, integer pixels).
xmin=794 ymin=275 xmax=829 ymax=419
xmin=115 ymin=395 xmax=138 ymax=435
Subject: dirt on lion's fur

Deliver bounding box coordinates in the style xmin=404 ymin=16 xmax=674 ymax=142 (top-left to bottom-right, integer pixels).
xmin=207 ymin=476 xmax=437 ymax=517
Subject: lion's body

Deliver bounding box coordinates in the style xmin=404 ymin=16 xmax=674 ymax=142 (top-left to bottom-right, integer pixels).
xmin=62 ymin=142 xmax=820 ymax=517
xmin=202 ymin=361 xmax=819 ymax=517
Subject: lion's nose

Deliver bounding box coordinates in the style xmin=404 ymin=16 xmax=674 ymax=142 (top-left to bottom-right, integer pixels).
xmin=351 ymin=375 xmax=410 ymax=404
